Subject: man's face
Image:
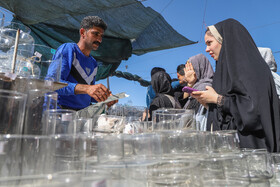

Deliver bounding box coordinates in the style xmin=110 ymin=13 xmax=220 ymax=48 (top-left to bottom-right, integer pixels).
xmin=177 ymin=73 xmax=185 ymax=84
xmin=83 ymin=26 xmax=104 ymax=51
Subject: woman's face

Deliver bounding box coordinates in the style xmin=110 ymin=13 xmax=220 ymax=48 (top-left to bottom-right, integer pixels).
xmin=204 ymin=32 xmax=222 ymax=61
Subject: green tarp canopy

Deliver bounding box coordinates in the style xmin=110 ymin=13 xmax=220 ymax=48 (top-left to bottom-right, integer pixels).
xmin=0 ymin=0 xmax=196 ymax=82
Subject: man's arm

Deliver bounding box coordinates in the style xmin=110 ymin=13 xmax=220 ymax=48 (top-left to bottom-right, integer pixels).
xmin=48 ymin=44 xmax=77 ymax=96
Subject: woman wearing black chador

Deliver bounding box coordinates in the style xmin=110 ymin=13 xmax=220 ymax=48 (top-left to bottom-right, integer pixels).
xmin=191 ymin=18 xmax=280 ymax=152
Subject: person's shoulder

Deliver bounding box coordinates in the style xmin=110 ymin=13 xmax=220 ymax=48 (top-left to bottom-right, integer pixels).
xmin=88 ymin=54 xmax=97 ymax=62
xmin=150 ymin=95 xmax=160 ymax=103
xmin=58 ymin=42 xmax=75 ymax=48
xmin=89 ymin=55 xmax=97 ymax=61
xmin=88 ymin=55 xmax=98 ymax=67
xmin=171 ymin=81 xmax=180 ymax=89
xmin=56 ymin=43 xmax=75 ymax=53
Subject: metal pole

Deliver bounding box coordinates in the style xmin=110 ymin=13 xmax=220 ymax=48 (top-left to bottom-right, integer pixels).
xmin=107 ymin=76 xmax=110 ymax=90
xmin=11 ymin=29 xmax=20 ymax=73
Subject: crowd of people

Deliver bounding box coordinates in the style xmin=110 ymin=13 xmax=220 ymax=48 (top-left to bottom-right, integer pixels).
xmin=145 ymin=18 xmax=280 ymax=152
xmin=48 ymin=16 xmax=280 ymax=152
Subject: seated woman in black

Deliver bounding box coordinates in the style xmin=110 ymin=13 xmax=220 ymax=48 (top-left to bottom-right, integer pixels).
xmin=148 ymin=71 xmax=181 ymax=120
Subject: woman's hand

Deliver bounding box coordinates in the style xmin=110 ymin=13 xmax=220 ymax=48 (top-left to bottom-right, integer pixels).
xmin=184 ymin=61 xmax=197 ymax=87
xmin=191 ymin=86 xmax=219 ymax=104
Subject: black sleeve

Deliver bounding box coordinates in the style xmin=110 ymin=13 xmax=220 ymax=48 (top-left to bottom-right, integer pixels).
xmin=217 ymin=95 xmax=262 ymax=132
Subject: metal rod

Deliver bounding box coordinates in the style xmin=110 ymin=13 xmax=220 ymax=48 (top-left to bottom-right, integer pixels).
xmin=11 ymin=29 xmax=20 ymax=74
xmin=107 ymin=76 xmax=110 ymax=90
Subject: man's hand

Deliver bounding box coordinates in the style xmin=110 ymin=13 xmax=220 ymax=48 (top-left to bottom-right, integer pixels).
xmin=184 ymin=62 xmax=197 ymax=86
xmin=106 ymin=93 xmax=118 ymax=108
xmin=86 ymin=84 xmax=111 ymax=102
xmin=75 ymin=83 xmax=111 ymax=102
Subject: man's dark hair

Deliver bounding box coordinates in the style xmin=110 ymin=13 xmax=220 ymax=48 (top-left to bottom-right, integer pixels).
xmin=80 ymin=16 xmax=107 ymax=31
xmin=151 ymin=67 xmax=166 ymax=77
xmin=177 ymin=64 xmax=185 ymax=76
